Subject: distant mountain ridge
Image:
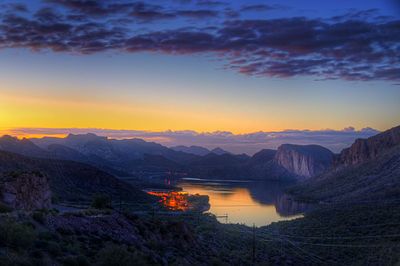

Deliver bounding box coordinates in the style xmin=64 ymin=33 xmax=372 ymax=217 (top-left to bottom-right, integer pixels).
xmin=171 ymin=145 xmax=231 ymax=156
xmin=210 ymin=147 xmax=230 ymax=155
xmin=171 ymin=145 xmax=211 ymax=156
xmin=1 ymin=131 xmax=381 ymax=181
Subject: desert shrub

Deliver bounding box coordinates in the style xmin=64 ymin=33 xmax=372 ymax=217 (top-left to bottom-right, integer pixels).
xmin=51 ymin=194 xmax=60 ymax=204
xmin=0 ymin=202 xmax=12 ymax=213
xmin=46 ymin=241 xmax=62 ymax=256
xmin=0 ymin=220 xmax=36 ymax=249
xmin=38 ymin=231 xmax=59 ymax=242
xmin=32 ymin=211 xmax=46 ymax=224
xmin=0 ymin=253 xmax=32 ymax=266
xmin=81 ymin=208 xmax=111 ymax=216
xmin=60 ymin=255 xmax=90 ymax=266
xmin=91 ymin=194 xmax=112 ymax=210
xmin=96 ymin=244 xmax=148 ymax=266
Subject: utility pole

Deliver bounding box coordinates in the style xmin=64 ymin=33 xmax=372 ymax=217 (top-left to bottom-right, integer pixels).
xmin=252 ymin=223 xmax=256 ymax=265
xmin=119 ymin=194 xmax=122 ymax=213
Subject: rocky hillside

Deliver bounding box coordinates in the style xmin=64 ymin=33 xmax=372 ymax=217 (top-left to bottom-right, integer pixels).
xmin=336 ymin=125 xmax=400 ymax=167
xmin=289 ymin=125 xmax=400 ymax=202
xmin=274 ymin=144 xmax=334 ymax=179
xmin=0 ymin=150 xmax=154 ymax=204
xmin=0 ymin=171 xmax=51 ymax=211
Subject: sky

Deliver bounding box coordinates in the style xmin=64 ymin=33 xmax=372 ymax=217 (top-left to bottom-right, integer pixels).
xmin=0 ymin=0 xmax=399 ymax=152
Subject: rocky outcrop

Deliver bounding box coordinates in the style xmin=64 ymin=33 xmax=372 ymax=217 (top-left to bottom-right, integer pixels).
xmin=288 ymin=126 xmax=400 ymax=203
xmin=274 ymin=144 xmax=334 ymax=179
xmin=0 ymin=171 xmax=51 ymax=211
xmin=336 ymin=125 xmax=400 ymax=167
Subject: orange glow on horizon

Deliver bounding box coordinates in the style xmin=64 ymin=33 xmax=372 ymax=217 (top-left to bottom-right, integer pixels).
xmin=1 ymin=89 xmax=394 ymax=135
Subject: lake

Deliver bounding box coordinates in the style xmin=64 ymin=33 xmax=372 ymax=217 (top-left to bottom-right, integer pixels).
xmin=174 ymin=178 xmax=308 ymax=227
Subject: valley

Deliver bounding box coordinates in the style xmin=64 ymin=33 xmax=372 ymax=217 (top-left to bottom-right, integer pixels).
xmin=0 ymin=125 xmax=400 ymax=265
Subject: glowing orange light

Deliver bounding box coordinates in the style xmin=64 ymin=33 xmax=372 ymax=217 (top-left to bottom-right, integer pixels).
xmin=147 ymin=191 xmax=189 ymax=211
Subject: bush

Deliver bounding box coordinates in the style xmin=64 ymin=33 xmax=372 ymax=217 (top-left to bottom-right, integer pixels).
xmin=0 ymin=202 xmax=12 ymax=213
xmin=0 ymin=220 xmax=36 ymax=249
xmin=91 ymin=194 xmax=112 ymax=210
xmin=96 ymin=245 xmax=148 ymax=266
xmin=32 ymin=211 xmax=46 ymax=224
xmin=60 ymin=255 xmax=90 ymax=266
xmin=38 ymin=231 xmax=59 ymax=242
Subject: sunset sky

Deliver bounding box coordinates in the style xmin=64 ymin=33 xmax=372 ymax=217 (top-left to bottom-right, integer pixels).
xmin=0 ymin=0 xmax=399 ymax=138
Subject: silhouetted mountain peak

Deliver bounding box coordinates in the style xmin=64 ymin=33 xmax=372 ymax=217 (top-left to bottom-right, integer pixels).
xmin=0 ymin=135 xmax=48 ymax=158
xmin=251 ymin=149 xmax=276 ymax=163
xmin=171 ymin=145 xmax=210 ymax=156
xmin=66 ymin=133 xmax=107 ymax=142
xmin=0 ymin=135 xmax=18 ymax=142
xmin=211 ymin=147 xmax=230 ymax=155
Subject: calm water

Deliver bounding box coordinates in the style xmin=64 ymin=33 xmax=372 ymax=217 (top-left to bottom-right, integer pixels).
xmin=175 ymin=178 xmax=309 ymax=227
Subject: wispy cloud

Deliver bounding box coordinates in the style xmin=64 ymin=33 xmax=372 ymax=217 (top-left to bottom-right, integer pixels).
xmin=2 ymin=127 xmax=380 ymax=155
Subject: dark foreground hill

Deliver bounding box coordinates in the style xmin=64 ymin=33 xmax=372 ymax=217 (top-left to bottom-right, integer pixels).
xmin=0 ymin=150 xmax=153 ymax=204
xmin=0 ymin=200 xmax=399 ymax=265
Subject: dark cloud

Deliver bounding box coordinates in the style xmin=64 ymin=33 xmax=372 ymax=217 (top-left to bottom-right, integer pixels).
xmin=125 ymin=30 xmax=217 ymax=53
xmin=45 ymin=0 xmax=133 ymax=16
xmin=3 ymin=127 xmax=380 ymax=155
xmin=195 ymin=1 xmax=228 ymax=7
xmin=177 ymin=10 xmax=219 ymax=18
xmin=240 ymin=4 xmax=278 ymax=12
xmin=46 ymin=0 xmax=219 ymax=21
xmin=0 ymin=1 xmax=399 ymax=82
xmin=2 ymin=3 xmax=28 ymax=12
xmin=0 ymin=11 xmax=125 ymax=53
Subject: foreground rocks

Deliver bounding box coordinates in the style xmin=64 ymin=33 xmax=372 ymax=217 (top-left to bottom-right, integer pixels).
xmin=46 ymin=212 xmax=141 ymax=245
xmin=0 ymin=171 xmax=51 ymax=211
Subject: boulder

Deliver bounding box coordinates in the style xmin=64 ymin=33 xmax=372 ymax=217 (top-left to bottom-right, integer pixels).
xmin=0 ymin=171 xmax=51 ymax=211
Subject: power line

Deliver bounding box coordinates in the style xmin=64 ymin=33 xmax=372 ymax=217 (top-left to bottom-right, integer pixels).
xmin=264 ymin=233 xmax=400 ymax=240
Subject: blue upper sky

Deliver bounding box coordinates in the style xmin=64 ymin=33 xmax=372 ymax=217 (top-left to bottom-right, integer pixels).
xmin=0 ymin=0 xmax=399 ymax=135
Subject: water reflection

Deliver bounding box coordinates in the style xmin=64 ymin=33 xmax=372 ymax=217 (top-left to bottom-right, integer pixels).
xmin=275 ymin=194 xmax=314 ymax=217
xmin=175 ymin=179 xmax=309 ymax=226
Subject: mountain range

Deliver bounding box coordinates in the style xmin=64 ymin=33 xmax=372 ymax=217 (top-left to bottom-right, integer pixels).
xmin=1 ymin=126 xmax=399 ymax=189
xmin=171 ymin=145 xmax=230 ymax=156
xmin=0 ymin=133 xmax=322 ymax=180
xmin=0 ymin=125 xmax=399 ymax=211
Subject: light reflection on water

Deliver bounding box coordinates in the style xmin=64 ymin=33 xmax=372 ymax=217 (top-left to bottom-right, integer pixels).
xmin=175 ymin=179 xmax=309 ymax=227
